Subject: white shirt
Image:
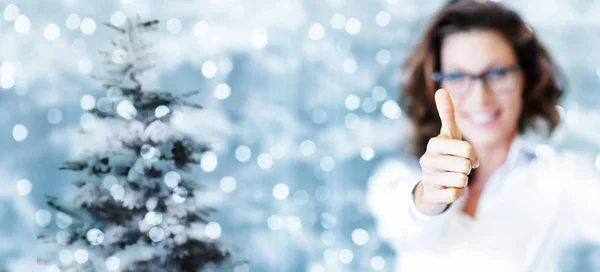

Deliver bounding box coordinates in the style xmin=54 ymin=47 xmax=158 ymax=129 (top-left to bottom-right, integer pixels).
xmin=367 ymin=135 xmax=600 ymax=272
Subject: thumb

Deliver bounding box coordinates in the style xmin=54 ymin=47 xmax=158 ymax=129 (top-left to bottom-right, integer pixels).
xmin=435 ymin=88 xmax=461 ymax=140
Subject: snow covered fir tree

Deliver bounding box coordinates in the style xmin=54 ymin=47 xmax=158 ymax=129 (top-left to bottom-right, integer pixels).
xmin=37 ymin=16 xmax=230 ymax=271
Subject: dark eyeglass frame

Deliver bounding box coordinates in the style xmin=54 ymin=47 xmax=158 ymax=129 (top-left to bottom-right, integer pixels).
xmin=432 ymin=64 xmax=522 ymax=95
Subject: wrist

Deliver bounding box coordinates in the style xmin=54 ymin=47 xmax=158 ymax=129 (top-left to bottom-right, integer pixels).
xmin=412 ymin=181 xmax=451 ymax=215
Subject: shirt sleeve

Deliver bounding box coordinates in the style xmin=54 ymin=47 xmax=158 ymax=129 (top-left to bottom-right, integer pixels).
xmin=560 ymin=151 xmax=600 ymax=244
xmin=366 ymin=158 xmax=451 ymax=251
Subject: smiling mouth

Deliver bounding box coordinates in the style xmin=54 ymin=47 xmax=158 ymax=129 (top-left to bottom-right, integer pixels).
xmin=467 ymin=110 xmax=501 ymax=126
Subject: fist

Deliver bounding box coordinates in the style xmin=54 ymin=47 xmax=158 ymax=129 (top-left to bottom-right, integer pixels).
xmin=414 ymin=89 xmax=479 ymax=214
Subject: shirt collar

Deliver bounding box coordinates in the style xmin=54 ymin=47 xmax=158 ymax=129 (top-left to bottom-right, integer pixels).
xmin=506 ymin=134 xmax=538 ymax=167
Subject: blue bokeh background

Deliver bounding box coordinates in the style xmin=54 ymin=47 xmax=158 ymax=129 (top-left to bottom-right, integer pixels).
xmin=1 ymin=0 xmax=599 ymax=271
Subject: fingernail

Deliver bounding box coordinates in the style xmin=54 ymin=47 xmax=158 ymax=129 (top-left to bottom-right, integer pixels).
xmin=474 ymin=160 xmax=480 ymax=169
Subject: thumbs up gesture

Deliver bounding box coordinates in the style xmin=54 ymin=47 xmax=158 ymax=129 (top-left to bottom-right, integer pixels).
xmin=414 ymin=89 xmax=480 ymax=215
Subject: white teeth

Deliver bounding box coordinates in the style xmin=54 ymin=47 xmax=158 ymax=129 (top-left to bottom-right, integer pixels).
xmin=470 ymin=112 xmax=496 ymax=124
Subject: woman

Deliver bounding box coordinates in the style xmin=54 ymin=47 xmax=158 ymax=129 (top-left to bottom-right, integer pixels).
xmin=367 ymin=1 xmax=600 ymax=271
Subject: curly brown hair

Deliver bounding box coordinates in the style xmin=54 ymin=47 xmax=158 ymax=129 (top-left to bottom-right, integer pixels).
xmin=401 ymin=0 xmax=564 ymax=157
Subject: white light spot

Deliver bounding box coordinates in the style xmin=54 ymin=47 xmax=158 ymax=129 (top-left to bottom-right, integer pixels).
xmin=144 ymin=211 xmax=163 ymax=226
xmin=106 ymin=256 xmax=120 ymax=271
xmin=110 ymin=11 xmax=126 ymax=27
xmin=376 ymin=49 xmax=391 ymax=65
xmin=140 ymin=144 xmax=156 ymax=159
xmin=202 ymin=61 xmax=217 ymax=79
xmin=149 ymin=226 xmax=165 ymax=242
xmin=343 ymin=58 xmax=357 ymax=74
xmin=257 ymin=153 xmax=273 ymax=169
xmin=80 ymin=17 xmax=96 ymax=35
xmin=382 ymin=100 xmax=402 ymax=119
xmin=2 ymin=61 xmax=16 ymax=75
xmin=345 ymin=113 xmax=360 ymax=129
xmin=110 ymin=184 xmax=125 ymax=200
xmin=164 ymin=171 xmax=181 ymax=188
xmin=330 ymin=13 xmax=346 ymax=30
xmin=362 ymin=97 xmax=377 ymax=113
xmin=351 ymin=228 xmax=370 ymax=245
xmin=167 ymin=18 xmax=182 ymax=34
xmin=370 ymin=256 xmax=385 ymax=270
xmin=312 ymin=108 xmax=327 ymax=124
xmin=293 ymin=190 xmax=309 ymax=205
xmin=214 ymin=83 xmax=231 ymax=99
xmin=270 ymin=144 xmax=286 ymax=159
xmin=74 ymin=249 xmax=89 ymax=264
xmin=172 ymin=186 xmax=188 ymax=203
xmin=14 ymin=15 xmax=31 ymax=33
xmin=78 ymin=57 xmax=93 ymax=74
xmin=59 ymin=249 xmax=73 ymax=265
xmin=320 ymin=156 xmax=335 ymax=172
xmin=4 ymin=4 xmax=20 ymax=21
xmin=251 ymin=26 xmax=268 ymax=49
xmin=235 ymin=145 xmax=252 ymax=162
xmin=55 ymin=212 xmax=72 ymax=229
xmin=16 ymin=178 xmax=32 ymax=196
xmin=44 ymin=23 xmax=61 ymax=40
xmin=595 ymin=153 xmax=600 ymax=172
xmin=375 ymin=11 xmax=391 ymax=27
xmin=155 ymin=105 xmax=170 ymax=118
xmin=372 ymin=86 xmax=387 ymax=101
xmin=86 ymin=228 xmax=104 ymax=245
xmin=66 ymin=14 xmax=81 ymax=29
xmin=206 ymin=222 xmax=222 ymax=239
xmin=194 ymin=21 xmax=210 ymax=37
xmin=201 ymin=152 xmax=218 ymax=172
xmin=286 ymin=216 xmax=302 ymax=232
xmin=107 ymin=86 xmax=122 ymax=99
xmin=361 ymin=147 xmax=375 ymax=161
xmin=116 ymin=100 xmax=136 ymax=119
xmin=345 ymin=94 xmax=361 ymax=110
xmin=300 ymin=140 xmax=315 ymax=156
xmin=80 ymin=95 xmax=96 ymax=110
xmin=220 ymin=176 xmax=237 ymax=193
xmin=80 ymin=113 xmax=95 ymax=130
xmin=145 ymin=197 xmax=158 ymax=211
xmin=345 ymin=18 xmax=361 ymax=35
xmin=13 ymin=124 xmax=28 ymax=142
xmin=267 ymin=215 xmax=283 ymax=230
xmin=308 ymin=23 xmax=326 ymax=41
xmin=273 ymin=183 xmax=289 ymax=200
xmin=1 ymin=74 xmax=15 ymax=89
xmin=339 ymin=249 xmax=354 ymax=264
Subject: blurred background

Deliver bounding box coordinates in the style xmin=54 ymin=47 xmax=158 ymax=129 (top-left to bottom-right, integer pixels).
xmin=1 ymin=0 xmax=599 ymax=271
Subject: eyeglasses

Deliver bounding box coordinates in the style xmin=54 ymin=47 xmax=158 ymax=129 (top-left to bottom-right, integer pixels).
xmin=432 ymin=64 xmax=522 ymax=97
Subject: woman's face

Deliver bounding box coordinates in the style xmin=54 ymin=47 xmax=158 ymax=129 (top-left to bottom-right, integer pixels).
xmin=439 ymin=30 xmax=524 ymax=148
